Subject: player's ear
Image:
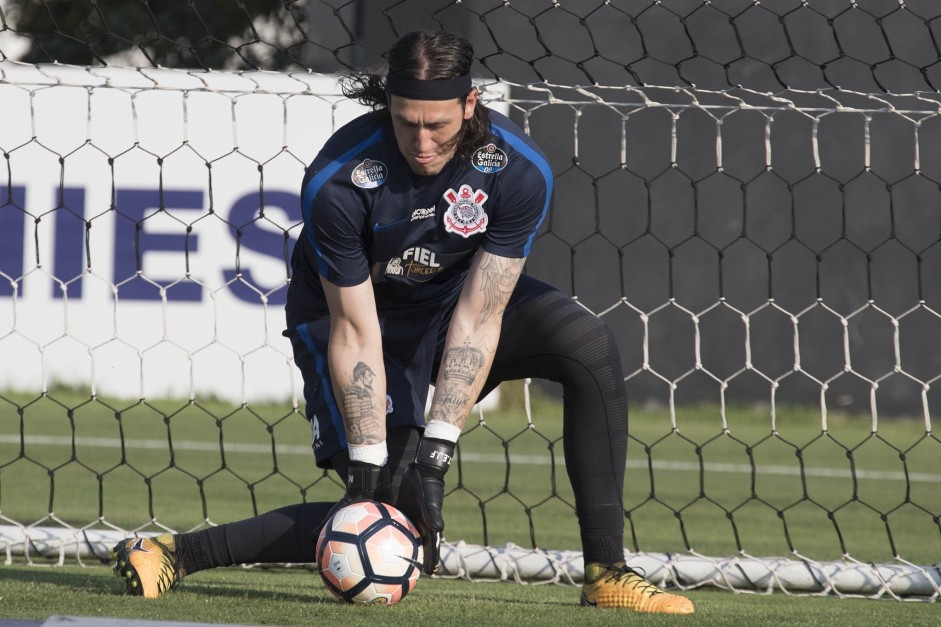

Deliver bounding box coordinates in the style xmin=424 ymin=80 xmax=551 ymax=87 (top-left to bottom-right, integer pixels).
xmin=463 ymin=88 xmax=478 ymax=120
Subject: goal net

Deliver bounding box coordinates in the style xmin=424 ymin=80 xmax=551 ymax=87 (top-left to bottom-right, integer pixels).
xmin=1 ymin=0 xmax=939 ymax=600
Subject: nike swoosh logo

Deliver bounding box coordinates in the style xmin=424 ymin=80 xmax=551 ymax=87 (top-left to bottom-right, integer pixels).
xmin=401 ymin=556 xmax=423 ymax=569
xmin=373 ymin=218 xmax=408 ymax=232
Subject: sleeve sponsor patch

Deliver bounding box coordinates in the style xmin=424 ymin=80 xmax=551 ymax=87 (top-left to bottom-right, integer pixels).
xmin=351 ymin=159 xmax=388 ymax=189
xmin=472 ymin=143 xmax=507 ymax=173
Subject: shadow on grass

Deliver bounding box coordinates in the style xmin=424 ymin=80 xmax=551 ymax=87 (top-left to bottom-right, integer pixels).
xmin=0 ymin=566 xmax=119 ymax=592
xmin=2 ymin=564 xmax=592 ymax=613
xmin=176 ymin=570 xmax=583 ymax=609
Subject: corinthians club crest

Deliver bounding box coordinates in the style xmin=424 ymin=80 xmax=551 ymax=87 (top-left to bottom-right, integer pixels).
xmin=443 ymin=184 xmax=489 ymax=238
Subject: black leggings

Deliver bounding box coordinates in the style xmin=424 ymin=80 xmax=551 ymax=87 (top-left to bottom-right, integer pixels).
xmin=178 ymin=428 xmax=421 ymax=570
xmin=478 ymin=275 xmax=628 ymax=561
xmin=179 ymin=276 xmax=628 ymax=571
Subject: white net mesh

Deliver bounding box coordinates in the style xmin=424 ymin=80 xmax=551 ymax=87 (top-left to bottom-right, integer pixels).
xmin=1 ymin=0 xmax=940 ymax=600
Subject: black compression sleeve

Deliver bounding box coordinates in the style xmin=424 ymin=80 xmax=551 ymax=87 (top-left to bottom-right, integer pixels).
xmin=178 ymin=502 xmax=334 ymax=573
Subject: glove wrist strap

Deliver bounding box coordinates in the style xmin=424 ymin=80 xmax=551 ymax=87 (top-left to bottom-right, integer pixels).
xmin=346 ymin=461 xmax=391 ymax=497
xmin=414 ymin=436 xmax=455 ymax=475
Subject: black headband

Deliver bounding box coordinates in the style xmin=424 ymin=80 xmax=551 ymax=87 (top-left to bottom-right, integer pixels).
xmin=385 ymin=71 xmax=473 ymax=100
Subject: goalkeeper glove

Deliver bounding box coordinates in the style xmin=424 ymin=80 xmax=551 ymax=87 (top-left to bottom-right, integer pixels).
xmin=396 ymin=435 xmax=455 ymax=575
xmin=343 ymin=459 xmax=393 ymax=503
xmin=313 ymin=461 xmax=392 ymax=540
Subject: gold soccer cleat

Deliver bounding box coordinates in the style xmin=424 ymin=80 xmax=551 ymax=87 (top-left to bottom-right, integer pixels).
xmin=111 ymin=535 xmax=181 ymax=599
xmin=580 ymin=562 xmax=695 ymax=614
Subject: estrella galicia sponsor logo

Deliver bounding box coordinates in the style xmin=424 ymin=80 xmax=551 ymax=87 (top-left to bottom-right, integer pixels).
xmin=443 ymin=184 xmax=489 ymax=238
xmin=351 ymin=159 xmax=387 ymax=189
xmin=472 ymin=143 xmax=507 ymax=173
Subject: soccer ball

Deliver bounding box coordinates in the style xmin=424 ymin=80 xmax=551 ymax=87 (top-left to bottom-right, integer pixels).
xmin=316 ymin=500 xmax=423 ymax=605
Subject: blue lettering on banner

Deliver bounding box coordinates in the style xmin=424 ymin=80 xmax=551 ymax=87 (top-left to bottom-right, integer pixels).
xmin=1 ymin=185 xmax=303 ymax=305
xmin=223 ymin=191 xmax=301 ymax=305
xmin=1 ymin=186 xmax=86 ymax=299
xmin=0 ymin=186 xmax=26 ymax=297
xmin=53 ymin=187 xmax=86 ymax=299
xmin=113 ymin=189 xmax=204 ymax=302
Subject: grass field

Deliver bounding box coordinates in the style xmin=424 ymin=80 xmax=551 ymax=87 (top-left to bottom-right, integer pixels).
xmin=1 ymin=563 xmax=939 ymax=626
xmin=1 ymin=385 xmax=939 ymax=624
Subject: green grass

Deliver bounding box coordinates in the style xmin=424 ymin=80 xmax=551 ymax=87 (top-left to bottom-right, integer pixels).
xmin=0 ymin=390 xmax=941 ymax=563
xmin=0 ymin=563 xmax=938 ymax=626
xmin=0 ymin=385 xmax=939 ymax=625
xmin=4 ymin=386 xmax=938 ymax=563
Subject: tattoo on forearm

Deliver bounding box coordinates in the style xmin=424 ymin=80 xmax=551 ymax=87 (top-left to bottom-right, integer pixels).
xmin=343 ymin=362 xmax=382 ymax=445
xmin=442 ymin=344 xmax=485 ymax=384
xmin=428 ymin=383 xmax=470 ymax=425
xmin=478 ymin=255 xmax=524 ymax=325
xmin=433 ymin=342 xmax=487 ymax=427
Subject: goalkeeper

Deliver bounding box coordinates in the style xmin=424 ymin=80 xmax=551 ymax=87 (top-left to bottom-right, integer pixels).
xmin=111 ymin=29 xmax=693 ymax=615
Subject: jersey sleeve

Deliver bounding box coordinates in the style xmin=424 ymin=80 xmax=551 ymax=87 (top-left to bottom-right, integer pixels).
xmin=309 ymin=185 xmax=370 ymax=287
xmin=300 ymin=165 xmax=370 ymax=287
xmin=299 ymin=116 xmax=385 ymax=287
xmin=481 ymin=128 xmax=553 ymax=259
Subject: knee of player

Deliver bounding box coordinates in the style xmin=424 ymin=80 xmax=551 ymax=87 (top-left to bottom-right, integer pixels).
xmin=562 ymin=310 xmax=621 ymax=358
xmin=540 ymin=313 xmax=623 ymax=383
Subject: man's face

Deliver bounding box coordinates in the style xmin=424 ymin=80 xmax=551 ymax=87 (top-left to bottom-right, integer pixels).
xmin=388 ymin=90 xmax=477 ymax=176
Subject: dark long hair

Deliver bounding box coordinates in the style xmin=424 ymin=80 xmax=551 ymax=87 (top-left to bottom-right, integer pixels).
xmin=341 ymin=31 xmax=491 ymax=161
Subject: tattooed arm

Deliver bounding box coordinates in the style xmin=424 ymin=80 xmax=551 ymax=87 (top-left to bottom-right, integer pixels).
xmin=396 ymin=250 xmax=525 ymax=575
xmin=427 ymin=250 xmax=526 ymax=431
xmin=321 ymin=278 xmax=386 ymax=446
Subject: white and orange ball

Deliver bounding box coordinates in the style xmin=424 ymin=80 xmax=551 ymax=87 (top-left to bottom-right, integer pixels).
xmin=315 ymin=500 xmax=423 ymax=605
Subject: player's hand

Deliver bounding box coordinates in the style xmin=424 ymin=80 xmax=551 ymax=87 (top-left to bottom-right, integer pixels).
xmin=398 ymin=461 xmax=445 ymax=574
xmin=313 ymin=461 xmax=391 ymax=541
xmin=395 ymin=436 xmax=454 ymax=575
xmin=344 ymin=460 xmax=393 ymax=504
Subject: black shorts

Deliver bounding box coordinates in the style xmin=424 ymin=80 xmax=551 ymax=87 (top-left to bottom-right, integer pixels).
xmin=287 ymin=274 xmax=558 ymax=467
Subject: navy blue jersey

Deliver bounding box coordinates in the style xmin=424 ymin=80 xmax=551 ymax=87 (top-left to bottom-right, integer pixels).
xmin=287 ymin=108 xmax=552 ymax=324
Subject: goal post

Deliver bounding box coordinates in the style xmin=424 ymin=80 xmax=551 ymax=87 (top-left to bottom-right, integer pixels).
xmin=1 ymin=0 xmax=940 ymax=602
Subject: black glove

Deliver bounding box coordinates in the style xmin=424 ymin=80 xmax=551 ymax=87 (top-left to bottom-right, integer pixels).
xmin=313 ymin=461 xmax=392 ymax=541
xmin=342 ymin=460 xmax=393 ymax=504
xmin=396 ymin=435 xmax=455 ymax=575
